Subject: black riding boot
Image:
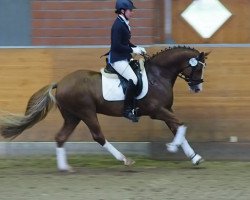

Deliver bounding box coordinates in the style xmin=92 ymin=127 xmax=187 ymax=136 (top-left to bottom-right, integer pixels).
xmin=123 ymin=79 xmax=139 ymax=122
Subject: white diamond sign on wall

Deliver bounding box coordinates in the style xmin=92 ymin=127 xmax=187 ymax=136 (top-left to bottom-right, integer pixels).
xmin=181 ymin=0 xmax=232 ymax=38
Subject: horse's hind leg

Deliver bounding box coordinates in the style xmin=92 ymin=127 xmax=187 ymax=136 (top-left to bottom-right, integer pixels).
xmin=82 ymin=112 xmax=135 ymax=166
xmin=55 ymin=110 xmax=80 ymax=171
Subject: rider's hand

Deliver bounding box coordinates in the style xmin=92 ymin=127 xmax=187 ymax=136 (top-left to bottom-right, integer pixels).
xmin=132 ymin=46 xmax=142 ymax=54
xmin=138 ymin=46 xmax=147 ymax=54
xmin=132 ymin=46 xmax=147 ymax=55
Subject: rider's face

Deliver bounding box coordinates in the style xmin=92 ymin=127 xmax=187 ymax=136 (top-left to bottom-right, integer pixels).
xmin=123 ymin=9 xmax=133 ymax=20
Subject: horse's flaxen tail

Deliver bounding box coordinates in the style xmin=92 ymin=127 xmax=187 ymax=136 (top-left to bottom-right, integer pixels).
xmin=0 ymin=83 xmax=57 ymax=139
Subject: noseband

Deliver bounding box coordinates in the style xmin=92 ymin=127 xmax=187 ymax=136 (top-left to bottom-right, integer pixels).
xmin=178 ymin=58 xmax=206 ymax=86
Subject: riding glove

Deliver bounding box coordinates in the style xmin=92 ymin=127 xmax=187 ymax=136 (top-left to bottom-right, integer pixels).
xmin=132 ymin=46 xmax=147 ymax=55
xmin=138 ymin=46 xmax=147 ymax=54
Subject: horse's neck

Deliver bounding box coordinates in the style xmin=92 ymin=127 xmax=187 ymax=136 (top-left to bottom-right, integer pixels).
xmin=147 ymin=54 xmax=184 ymax=84
xmin=146 ymin=61 xmax=178 ymax=87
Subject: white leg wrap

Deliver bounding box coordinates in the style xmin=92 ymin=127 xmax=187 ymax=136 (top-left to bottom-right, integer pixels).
xmin=56 ymin=147 xmax=70 ymax=171
xmin=181 ymin=139 xmax=204 ymax=165
xmin=181 ymin=139 xmax=195 ymax=158
xmin=166 ymin=125 xmax=187 ymax=153
xmin=172 ymin=125 xmax=187 ymax=145
xmin=103 ymin=140 xmax=126 ymax=162
xmin=191 ymin=154 xmax=204 ymax=165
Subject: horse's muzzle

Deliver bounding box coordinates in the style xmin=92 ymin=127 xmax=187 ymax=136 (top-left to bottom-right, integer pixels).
xmin=194 ymin=88 xmax=200 ymax=93
xmin=190 ymin=84 xmax=202 ymax=93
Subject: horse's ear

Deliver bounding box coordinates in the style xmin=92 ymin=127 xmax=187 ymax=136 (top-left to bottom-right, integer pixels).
xmin=197 ymin=52 xmax=204 ymax=60
xmin=204 ymin=51 xmax=211 ymax=59
xmin=198 ymin=51 xmax=211 ymax=60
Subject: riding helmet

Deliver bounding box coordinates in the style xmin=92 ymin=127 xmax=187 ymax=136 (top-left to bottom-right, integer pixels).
xmin=115 ymin=0 xmax=136 ymax=11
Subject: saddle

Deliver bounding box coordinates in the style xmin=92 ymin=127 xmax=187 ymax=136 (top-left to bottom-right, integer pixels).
xmin=100 ymin=59 xmax=148 ymax=102
xmin=104 ymin=58 xmax=143 ymax=96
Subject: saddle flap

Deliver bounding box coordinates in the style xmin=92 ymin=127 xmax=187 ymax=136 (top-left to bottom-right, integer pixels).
xmin=101 ymin=59 xmax=148 ymax=101
xmin=102 ymin=59 xmax=144 ymax=95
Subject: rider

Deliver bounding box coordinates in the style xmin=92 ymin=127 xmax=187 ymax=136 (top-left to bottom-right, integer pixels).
xmin=109 ymin=0 xmax=146 ymax=122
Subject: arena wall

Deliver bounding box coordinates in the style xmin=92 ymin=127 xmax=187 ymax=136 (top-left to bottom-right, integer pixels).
xmin=31 ymin=0 xmax=250 ymax=45
xmin=1 ymin=0 xmax=250 ymax=46
xmin=172 ymin=0 xmax=250 ymax=43
xmin=31 ymin=0 xmax=163 ymax=45
xmin=0 ymin=45 xmax=250 ymax=143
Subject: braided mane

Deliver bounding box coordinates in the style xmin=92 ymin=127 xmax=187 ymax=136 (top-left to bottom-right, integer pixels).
xmin=144 ymin=46 xmax=199 ymax=62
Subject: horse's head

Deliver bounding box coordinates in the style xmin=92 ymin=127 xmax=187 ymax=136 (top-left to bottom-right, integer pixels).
xmin=145 ymin=46 xmax=210 ymax=93
xmin=178 ymin=51 xmax=210 ymax=93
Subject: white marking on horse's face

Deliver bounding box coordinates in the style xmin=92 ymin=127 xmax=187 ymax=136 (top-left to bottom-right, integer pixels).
xmin=189 ymin=62 xmax=205 ymax=93
xmin=197 ymin=83 xmax=203 ymax=92
xmin=189 ymin=83 xmax=202 ymax=93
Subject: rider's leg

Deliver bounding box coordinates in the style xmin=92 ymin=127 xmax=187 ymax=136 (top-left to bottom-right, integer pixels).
xmin=111 ymin=60 xmax=138 ymax=85
xmin=123 ymin=79 xmax=138 ymax=122
xmin=111 ymin=60 xmax=138 ymax=122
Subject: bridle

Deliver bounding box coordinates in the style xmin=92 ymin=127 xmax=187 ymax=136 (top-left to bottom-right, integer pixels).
xmin=142 ymin=52 xmax=206 ymax=87
xmin=178 ymin=57 xmax=206 ymax=87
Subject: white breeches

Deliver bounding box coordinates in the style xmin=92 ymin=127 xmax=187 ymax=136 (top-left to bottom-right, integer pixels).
xmin=111 ymin=60 xmax=138 ymax=85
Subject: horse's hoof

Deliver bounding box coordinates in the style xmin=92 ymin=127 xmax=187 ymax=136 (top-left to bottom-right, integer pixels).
xmin=58 ymin=165 xmax=75 ymax=173
xmin=67 ymin=166 xmax=76 ymax=173
xmin=166 ymin=143 xmax=179 ymax=153
xmin=192 ymin=154 xmax=204 ymax=165
xmin=124 ymin=158 xmax=135 ymax=166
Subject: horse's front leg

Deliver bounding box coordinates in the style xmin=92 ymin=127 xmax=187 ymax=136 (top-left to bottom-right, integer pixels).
xmin=151 ymin=107 xmax=204 ymax=165
xmin=151 ymin=107 xmax=186 ymax=152
xmin=181 ymin=139 xmax=204 ymax=165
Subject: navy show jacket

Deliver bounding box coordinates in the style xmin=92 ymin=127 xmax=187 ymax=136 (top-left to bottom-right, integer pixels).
xmin=109 ymin=16 xmax=136 ymax=63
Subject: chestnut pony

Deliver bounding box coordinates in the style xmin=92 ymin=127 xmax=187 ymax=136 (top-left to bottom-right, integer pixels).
xmin=0 ymin=46 xmax=209 ymax=171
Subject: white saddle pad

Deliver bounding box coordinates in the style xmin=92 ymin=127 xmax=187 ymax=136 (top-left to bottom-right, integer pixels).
xmin=101 ymin=59 xmax=148 ymax=101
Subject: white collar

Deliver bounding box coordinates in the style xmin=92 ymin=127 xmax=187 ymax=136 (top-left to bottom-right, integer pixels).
xmin=118 ymin=14 xmax=130 ymax=30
